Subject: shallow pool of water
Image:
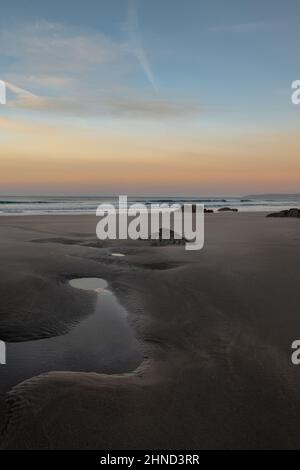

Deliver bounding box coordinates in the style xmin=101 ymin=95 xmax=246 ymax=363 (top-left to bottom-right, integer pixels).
xmin=0 ymin=278 xmax=142 ymax=394
xmin=111 ymin=253 xmax=125 ymax=257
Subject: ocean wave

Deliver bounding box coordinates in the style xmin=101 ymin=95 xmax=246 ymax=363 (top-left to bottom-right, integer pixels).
xmin=0 ymin=200 xmax=52 ymax=204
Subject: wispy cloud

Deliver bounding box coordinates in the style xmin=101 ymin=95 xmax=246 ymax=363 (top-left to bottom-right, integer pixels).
xmin=2 ymin=17 xmax=199 ymax=120
xmin=124 ymin=0 xmax=157 ymax=92
xmin=7 ymin=86 xmax=200 ymax=119
xmin=16 ymin=75 xmax=74 ymax=88
xmin=0 ymin=21 xmax=123 ymax=76
xmin=5 ymin=81 xmax=42 ymax=108
xmin=209 ymin=22 xmax=279 ymax=34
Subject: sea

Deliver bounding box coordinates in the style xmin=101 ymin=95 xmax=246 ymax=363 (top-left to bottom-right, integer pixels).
xmin=0 ymin=195 xmax=299 ymax=215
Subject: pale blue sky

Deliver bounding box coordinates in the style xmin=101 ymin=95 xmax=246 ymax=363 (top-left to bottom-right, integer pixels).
xmin=1 ymin=0 xmax=299 ymax=128
xmin=0 ymin=1 xmax=300 ymax=195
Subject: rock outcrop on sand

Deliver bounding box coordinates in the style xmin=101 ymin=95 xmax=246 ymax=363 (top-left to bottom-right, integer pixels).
xmin=218 ymin=207 xmax=238 ymax=212
xmin=181 ymin=205 xmax=214 ymax=213
xmin=267 ymin=208 xmax=300 ymax=218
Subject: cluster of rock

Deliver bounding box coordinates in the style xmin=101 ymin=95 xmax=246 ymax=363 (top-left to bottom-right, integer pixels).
xmin=267 ymin=208 xmax=300 ymax=218
xmin=180 ymin=205 xmax=240 ymax=213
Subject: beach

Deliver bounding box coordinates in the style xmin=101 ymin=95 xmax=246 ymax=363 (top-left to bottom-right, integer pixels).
xmin=0 ymin=212 xmax=300 ymax=449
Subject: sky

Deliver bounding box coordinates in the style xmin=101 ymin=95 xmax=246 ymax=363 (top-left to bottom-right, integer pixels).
xmin=0 ymin=0 xmax=300 ymax=196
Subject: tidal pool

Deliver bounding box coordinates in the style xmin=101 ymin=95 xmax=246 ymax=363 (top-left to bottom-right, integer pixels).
xmin=0 ymin=278 xmax=142 ymax=395
xmin=111 ymin=253 xmax=125 ymax=257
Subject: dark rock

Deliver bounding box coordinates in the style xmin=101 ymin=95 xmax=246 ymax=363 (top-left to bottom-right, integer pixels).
xmin=181 ymin=205 xmax=213 ymax=213
xmin=267 ymin=208 xmax=300 ymax=218
xmin=218 ymin=207 xmax=238 ymax=212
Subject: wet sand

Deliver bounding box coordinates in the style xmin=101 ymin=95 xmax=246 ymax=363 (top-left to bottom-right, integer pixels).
xmin=0 ymin=212 xmax=300 ymax=449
